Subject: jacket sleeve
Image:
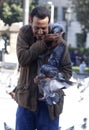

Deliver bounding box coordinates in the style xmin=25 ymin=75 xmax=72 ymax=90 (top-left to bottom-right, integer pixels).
xmin=61 ymin=44 xmax=72 ymax=80
xmin=16 ymin=27 xmax=47 ymax=67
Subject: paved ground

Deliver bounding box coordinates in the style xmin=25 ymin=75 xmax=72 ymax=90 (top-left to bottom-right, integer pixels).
xmin=0 ymin=92 xmax=17 ymax=130
xmin=0 ymin=60 xmax=17 ymax=130
xmin=0 ymin=53 xmax=89 ymax=130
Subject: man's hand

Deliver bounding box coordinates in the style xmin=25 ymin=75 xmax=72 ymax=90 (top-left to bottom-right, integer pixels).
xmin=9 ymin=91 xmax=15 ymax=99
xmin=45 ymin=34 xmax=61 ymax=41
xmin=44 ymin=34 xmax=62 ymax=48
xmin=6 ymin=90 xmax=16 ymax=100
xmin=34 ymin=76 xmax=41 ymax=84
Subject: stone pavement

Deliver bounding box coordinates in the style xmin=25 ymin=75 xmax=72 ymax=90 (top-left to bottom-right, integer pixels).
xmin=0 ymin=53 xmax=18 ymax=130
xmin=4 ymin=53 xmax=18 ymax=64
xmin=0 ymin=91 xmax=17 ymax=130
xmin=0 ymin=53 xmax=18 ymax=70
xmin=0 ymin=53 xmax=89 ymax=130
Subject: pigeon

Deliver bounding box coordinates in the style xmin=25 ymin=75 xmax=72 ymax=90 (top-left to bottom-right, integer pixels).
xmin=4 ymin=122 xmax=14 ymax=130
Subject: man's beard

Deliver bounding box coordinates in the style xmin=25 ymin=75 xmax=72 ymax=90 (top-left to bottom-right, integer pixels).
xmin=36 ymin=32 xmax=47 ymax=40
xmin=36 ymin=35 xmax=45 ymax=40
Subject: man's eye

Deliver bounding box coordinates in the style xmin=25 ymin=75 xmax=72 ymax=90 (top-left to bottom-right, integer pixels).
xmin=34 ymin=27 xmax=39 ymax=30
xmin=34 ymin=27 xmax=47 ymax=30
xmin=42 ymin=27 xmax=47 ymax=30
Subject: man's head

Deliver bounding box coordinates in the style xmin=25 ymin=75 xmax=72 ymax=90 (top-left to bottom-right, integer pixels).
xmin=29 ymin=6 xmax=51 ymax=40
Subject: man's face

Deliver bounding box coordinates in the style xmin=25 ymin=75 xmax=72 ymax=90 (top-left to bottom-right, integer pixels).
xmin=30 ymin=16 xmax=49 ymax=40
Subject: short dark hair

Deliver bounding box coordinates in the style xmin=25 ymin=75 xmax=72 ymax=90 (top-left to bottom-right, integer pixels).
xmin=30 ymin=6 xmax=50 ymax=22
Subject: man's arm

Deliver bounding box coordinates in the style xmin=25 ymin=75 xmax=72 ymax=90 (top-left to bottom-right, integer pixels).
xmin=17 ymin=27 xmax=61 ymax=67
xmin=16 ymin=29 xmax=47 ymax=67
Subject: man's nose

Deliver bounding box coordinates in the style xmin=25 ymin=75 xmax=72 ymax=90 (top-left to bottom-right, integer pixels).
xmin=38 ymin=29 xmax=43 ymax=34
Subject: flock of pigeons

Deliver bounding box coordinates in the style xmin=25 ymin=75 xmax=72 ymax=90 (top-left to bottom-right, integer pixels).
xmin=4 ymin=71 xmax=89 ymax=130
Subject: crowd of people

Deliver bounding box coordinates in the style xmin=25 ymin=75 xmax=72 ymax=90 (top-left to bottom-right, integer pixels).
xmin=70 ymin=49 xmax=89 ymax=73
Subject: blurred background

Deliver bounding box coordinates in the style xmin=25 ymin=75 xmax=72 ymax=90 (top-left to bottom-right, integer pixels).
xmin=0 ymin=0 xmax=89 ymax=69
xmin=0 ymin=0 xmax=89 ymax=51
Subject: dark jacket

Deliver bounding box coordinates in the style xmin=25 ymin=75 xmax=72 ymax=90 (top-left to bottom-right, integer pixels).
xmin=40 ymin=43 xmax=65 ymax=78
xmin=15 ymin=25 xmax=72 ymax=119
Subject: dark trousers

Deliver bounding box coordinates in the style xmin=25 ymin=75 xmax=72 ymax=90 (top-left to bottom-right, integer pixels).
xmin=15 ymin=101 xmax=59 ymax=130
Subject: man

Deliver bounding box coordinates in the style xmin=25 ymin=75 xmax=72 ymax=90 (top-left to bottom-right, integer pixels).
xmin=11 ymin=6 xmax=72 ymax=130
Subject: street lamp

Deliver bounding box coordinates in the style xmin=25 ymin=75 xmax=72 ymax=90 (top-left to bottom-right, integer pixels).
xmin=23 ymin=0 xmax=30 ymax=25
xmin=47 ymin=1 xmax=54 ymax=24
xmin=65 ymin=7 xmax=72 ymax=43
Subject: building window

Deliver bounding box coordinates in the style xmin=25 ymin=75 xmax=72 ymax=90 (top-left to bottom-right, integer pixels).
xmin=54 ymin=6 xmax=58 ymax=22
xmin=62 ymin=7 xmax=67 ymax=21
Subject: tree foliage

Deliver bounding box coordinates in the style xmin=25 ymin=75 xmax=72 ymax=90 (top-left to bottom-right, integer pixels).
xmin=73 ymin=0 xmax=89 ymax=31
xmin=0 ymin=0 xmax=39 ymax=25
xmin=0 ymin=2 xmax=23 ymax=25
xmin=29 ymin=0 xmax=39 ymax=11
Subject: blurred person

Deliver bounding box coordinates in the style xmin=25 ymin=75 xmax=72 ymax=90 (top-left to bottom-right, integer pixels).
xmin=81 ymin=53 xmax=88 ymax=66
xmin=79 ymin=61 xmax=86 ymax=74
xmin=2 ymin=33 xmax=9 ymax=54
xmin=70 ymin=49 xmax=81 ymax=66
